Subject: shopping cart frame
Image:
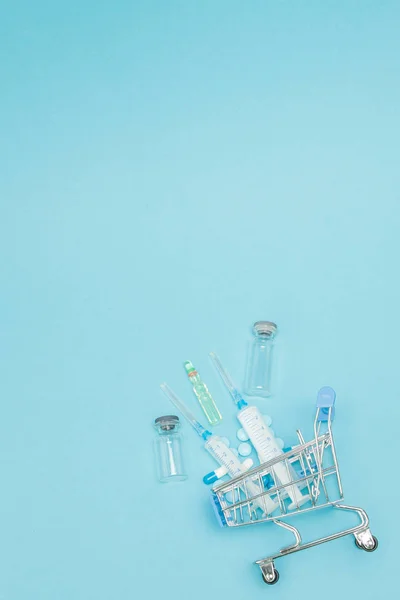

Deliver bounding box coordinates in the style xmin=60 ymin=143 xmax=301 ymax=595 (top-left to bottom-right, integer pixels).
xmin=212 ymin=389 xmax=377 ymax=585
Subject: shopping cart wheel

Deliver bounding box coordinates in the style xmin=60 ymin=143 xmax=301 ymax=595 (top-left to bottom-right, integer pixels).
xmin=261 ymin=568 xmax=280 ymax=585
xmin=354 ymin=535 xmax=378 ymax=552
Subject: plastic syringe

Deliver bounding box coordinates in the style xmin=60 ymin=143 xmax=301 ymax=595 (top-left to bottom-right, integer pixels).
xmin=209 ymin=352 xmax=309 ymax=510
xmin=160 ymin=383 xmax=277 ymax=515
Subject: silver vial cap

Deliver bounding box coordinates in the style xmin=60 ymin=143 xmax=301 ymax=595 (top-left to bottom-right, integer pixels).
xmin=253 ymin=321 xmax=277 ymax=337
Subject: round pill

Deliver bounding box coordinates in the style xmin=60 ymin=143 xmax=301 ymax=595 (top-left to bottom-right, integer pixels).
xmin=220 ymin=437 xmax=230 ymax=447
xmin=236 ymin=428 xmax=249 ymax=442
xmin=238 ymin=442 xmax=252 ymax=457
xmin=224 ymin=491 xmax=233 ymax=503
xmin=262 ymin=414 xmax=272 ymax=426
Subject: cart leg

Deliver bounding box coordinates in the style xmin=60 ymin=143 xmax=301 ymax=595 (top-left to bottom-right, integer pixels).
xmin=274 ymin=518 xmax=302 ymax=552
xmin=259 ymin=561 xmax=280 ymax=585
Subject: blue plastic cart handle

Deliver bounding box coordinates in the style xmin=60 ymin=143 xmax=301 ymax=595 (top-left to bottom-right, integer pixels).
xmin=316 ymin=386 xmax=336 ymax=407
xmin=316 ymin=386 xmax=336 ymax=422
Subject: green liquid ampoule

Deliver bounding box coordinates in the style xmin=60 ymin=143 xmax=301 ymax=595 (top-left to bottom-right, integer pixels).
xmin=183 ymin=360 xmax=222 ymax=426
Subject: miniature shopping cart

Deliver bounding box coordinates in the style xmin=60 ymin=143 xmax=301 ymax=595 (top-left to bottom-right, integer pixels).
xmin=211 ymin=387 xmax=378 ymax=585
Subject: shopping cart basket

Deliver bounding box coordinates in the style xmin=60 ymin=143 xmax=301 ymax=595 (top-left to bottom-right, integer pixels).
xmin=211 ymin=387 xmax=377 ymax=585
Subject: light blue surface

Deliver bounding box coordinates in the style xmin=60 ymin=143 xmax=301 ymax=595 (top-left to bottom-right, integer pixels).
xmin=0 ymin=1 xmax=398 ymax=598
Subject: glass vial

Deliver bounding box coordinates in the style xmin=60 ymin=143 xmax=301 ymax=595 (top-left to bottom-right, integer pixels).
xmin=244 ymin=321 xmax=277 ymax=397
xmin=154 ymin=415 xmax=187 ymax=483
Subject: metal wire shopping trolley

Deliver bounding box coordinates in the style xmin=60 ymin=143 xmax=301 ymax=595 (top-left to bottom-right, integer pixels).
xmin=211 ymin=387 xmax=377 ymax=585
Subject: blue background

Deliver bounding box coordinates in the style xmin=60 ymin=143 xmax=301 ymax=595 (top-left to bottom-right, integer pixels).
xmin=0 ymin=1 xmax=398 ymax=598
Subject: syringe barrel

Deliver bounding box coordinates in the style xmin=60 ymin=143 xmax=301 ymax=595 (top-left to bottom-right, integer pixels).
xmin=205 ymin=436 xmax=277 ymax=515
xmin=238 ymin=406 xmax=308 ymax=508
xmin=238 ymin=406 xmax=281 ymax=462
xmin=205 ymin=436 xmax=243 ymax=476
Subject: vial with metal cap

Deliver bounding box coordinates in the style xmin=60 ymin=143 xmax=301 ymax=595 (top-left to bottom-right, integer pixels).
xmin=244 ymin=321 xmax=277 ymax=397
xmin=154 ymin=415 xmax=187 ymax=483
